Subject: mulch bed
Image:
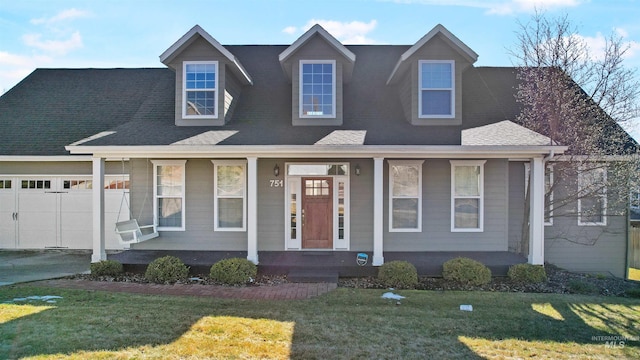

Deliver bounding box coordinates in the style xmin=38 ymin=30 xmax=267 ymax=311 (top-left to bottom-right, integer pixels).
xmin=72 ymin=264 xmax=640 ymax=297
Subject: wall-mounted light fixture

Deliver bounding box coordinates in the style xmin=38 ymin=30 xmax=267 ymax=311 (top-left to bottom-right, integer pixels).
xmin=273 ymin=164 xmax=280 ymax=177
xmin=355 ymin=164 xmax=361 ymax=176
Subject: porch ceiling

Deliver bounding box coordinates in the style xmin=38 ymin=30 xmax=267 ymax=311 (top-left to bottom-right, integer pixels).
xmin=65 ymin=144 xmax=567 ymax=159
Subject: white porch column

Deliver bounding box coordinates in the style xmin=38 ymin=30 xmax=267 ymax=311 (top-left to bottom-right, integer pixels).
xmin=528 ymin=156 xmax=545 ymax=265
xmin=247 ymin=157 xmax=259 ymax=264
xmin=91 ymin=157 xmax=106 ymax=263
xmin=372 ymin=157 xmax=384 ymax=266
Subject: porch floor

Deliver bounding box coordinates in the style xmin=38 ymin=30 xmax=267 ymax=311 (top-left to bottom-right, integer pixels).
xmin=108 ymin=250 xmax=526 ymax=278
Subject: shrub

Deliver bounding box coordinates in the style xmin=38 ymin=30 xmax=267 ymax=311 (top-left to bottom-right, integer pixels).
xmin=626 ymin=288 xmax=640 ymax=298
xmin=507 ymin=264 xmax=547 ymax=284
xmin=90 ymin=260 xmax=123 ymax=277
xmin=567 ymin=280 xmax=598 ymax=294
xmin=378 ymin=261 xmax=418 ymax=289
xmin=442 ymin=257 xmax=492 ymax=286
xmin=210 ymin=258 xmax=257 ymax=286
xmin=145 ymin=256 xmax=189 ymax=284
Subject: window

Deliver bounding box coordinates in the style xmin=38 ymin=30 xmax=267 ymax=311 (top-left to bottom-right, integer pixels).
xmin=300 ymin=60 xmax=335 ymax=118
xmin=389 ymin=160 xmax=424 ymax=232
xmin=21 ymin=180 xmax=51 ymax=189
xmin=631 ymin=190 xmax=640 ymax=209
xmin=183 ymin=61 xmax=217 ymax=118
xmin=153 ymin=160 xmax=186 ymax=231
xmin=213 ymin=161 xmax=246 ymax=231
xmin=419 ymin=60 xmax=454 ymax=118
xmin=524 ymin=163 xmax=554 ymax=225
xmin=451 ymin=160 xmax=485 ymax=231
xmin=578 ymin=166 xmax=607 ymax=226
xmin=0 ymin=180 xmax=12 ymax=189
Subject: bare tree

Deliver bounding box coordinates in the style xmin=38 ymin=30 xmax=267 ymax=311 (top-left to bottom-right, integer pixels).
xmin=509 ymin=11 xmax=640 ymax=254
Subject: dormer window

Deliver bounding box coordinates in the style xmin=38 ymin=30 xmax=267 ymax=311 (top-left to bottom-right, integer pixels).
xmin=300 ymin=60 xmax=336 ymax=118
xmin=419 ymin=60 xmax=454 ymax=118
xmin=183 ymin=61 xmax=218 ymax=118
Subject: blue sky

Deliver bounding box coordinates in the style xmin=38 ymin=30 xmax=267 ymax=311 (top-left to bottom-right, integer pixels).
xmin=1 ymin=1 xmax=639 ymax=121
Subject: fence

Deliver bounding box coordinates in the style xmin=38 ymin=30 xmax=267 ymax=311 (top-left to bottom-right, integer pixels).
xmin=630 ymin=227 xmax=640 ymax=269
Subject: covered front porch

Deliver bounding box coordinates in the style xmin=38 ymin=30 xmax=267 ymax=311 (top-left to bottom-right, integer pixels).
xmin=108 ymin=250 xmax=527 ymax=281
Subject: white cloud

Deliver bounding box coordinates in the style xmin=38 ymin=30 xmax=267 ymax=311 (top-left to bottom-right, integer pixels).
xmin=573 ymin=29 xmax=640 ymax=62
xmin=30 ymin=8 xmax=90 ymax=25
xmin=290 ymin=19 xmax=378 ymax=44
xmin=22 ymin=31 xmax=83 ymax=55
xmin=282 ymin=26 xmax=297 ymax=35
xmin=0 ymin=51 xmax=53 ymax=93
xmin=389 ymin=0 xmax=582 ymax=15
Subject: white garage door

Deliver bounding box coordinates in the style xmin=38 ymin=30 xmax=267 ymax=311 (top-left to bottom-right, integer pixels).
xmin=0 ymin=176 xmax=129 ymax=250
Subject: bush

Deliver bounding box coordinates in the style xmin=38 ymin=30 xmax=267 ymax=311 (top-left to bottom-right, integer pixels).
xmin=210 ymin=258 xmax=257 ymax=286
xmin=145 ymin=256 xmax=189 ymax=284
xmin=90 ymin=260 xmax=123 ymax=277
xmin=626 ymin=288 xmax=640 ymax=298
xmin=508 ymin=264 xmax=547 ymax=284
xmin=442 ymin=257 xmax=492 ymax=286
xmin=378 ymin=261 xmax=418 ymax=289
xmin=567 ymin=280 xmax=598 ymax=294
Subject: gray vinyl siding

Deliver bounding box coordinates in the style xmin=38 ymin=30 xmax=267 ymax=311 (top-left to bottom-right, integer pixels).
xmin=403 ymin=34 xmax=471 ymax=127
xmin=130 ymin=158 xmax=247 ymax=251
xmin=543 ymin=163 xmax=627 ymax=277
xmin=508 ymin=161 xmax=627 ymax=278
xmin=283 ymin=35 xmax=345 ymax=126
xmin=384 ymin=159 xmax=508 ymax=252
xmin=169 ymin=36 xmax=244 ymax=126
xmin=508 ymin=161 xmax=526 ymax=253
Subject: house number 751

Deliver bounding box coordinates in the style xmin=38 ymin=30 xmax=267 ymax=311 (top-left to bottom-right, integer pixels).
xmin=270 ymin=179 xmax=284 ymax=187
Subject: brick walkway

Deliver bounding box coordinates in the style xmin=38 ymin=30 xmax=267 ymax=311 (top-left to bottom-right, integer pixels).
xmin=28 ymin=279 xmax=337 ymax=300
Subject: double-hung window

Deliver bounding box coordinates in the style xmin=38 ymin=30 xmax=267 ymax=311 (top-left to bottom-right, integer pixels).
xmin=153 ymin=160 xmax=186 ymax=231
xmin=389 ymin=160 xmax=423 ymax=232
xmin=183 ymin=61 xmax=217 ymax=118
xmin=419 ymin=60 xmax=454 ymax=118
xmin=300 ymin=60 xmax=335 ymax=118
xmin=451 ymin=160 xmax=485 ymax=232
xmin=578 ymin=165 xmax=607 ymax=226
xmin=213 ymin=161 xmax=246 ymax=231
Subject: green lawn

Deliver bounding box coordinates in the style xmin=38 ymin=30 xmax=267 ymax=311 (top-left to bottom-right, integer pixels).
xmin=1 ymin=285 xmax=639 ymax=359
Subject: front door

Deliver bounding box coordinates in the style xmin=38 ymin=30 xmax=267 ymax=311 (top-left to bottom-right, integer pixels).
xmin=302 ymin=177 xmax=333 ymax=249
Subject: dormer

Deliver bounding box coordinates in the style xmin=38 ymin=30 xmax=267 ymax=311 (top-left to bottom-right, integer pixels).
xmin=160 ymin=25 xmax=253 ymax=126
xmin=279 ymin=24 xmax=356 ymax=126
xmin=387 ymin=24 xmax=478 ymax=126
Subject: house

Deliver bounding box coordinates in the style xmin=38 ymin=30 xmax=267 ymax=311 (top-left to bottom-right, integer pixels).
xmin=0 ymin=24 xmax=634 ymax=278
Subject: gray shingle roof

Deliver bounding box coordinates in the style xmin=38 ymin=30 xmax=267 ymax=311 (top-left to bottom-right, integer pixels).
xmin=0 ymin=46 xmax=633 ymax=155
xmin=462 ymin=120 xmax=552 ymax=146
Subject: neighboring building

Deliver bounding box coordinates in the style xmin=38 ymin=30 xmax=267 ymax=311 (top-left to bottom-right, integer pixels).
xmin=0 ymin=24 xmax=634 ymax=277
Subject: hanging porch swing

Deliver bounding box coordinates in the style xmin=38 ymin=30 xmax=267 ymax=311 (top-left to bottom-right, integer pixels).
xmin=114 ymin=159 xmax=159 ymax=244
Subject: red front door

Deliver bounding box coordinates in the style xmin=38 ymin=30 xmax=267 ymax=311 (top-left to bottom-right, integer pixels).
xmin=302 ymin=177 xmax=333 ymax=249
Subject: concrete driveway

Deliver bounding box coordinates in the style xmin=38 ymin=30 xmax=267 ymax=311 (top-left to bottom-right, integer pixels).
xmin=0 ymin=250 xmax=91 ymax=286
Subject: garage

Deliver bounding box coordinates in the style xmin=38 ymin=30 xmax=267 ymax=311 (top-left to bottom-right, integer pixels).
xmin=0 ymin=175 xmax=129 ymax=250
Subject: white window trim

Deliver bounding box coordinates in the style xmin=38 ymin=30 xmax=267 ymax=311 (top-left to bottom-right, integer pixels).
xmin=524 ymin=163 xmax=554 ymax=226
xmin=450 ymin=160 xmax=485 ymax=232
xmin=212 ymin=160 xmax=247 ymax=232
xmin=418 ymin=60 xmax=455 ymax=119
xmin=388 ymin=160 xmax=424 ymax=232
xmin=182 ymin=61 xmax=218 ymax=119
xmin=299 ymin=60 xmax=336 ymax=119
xmin=578 ymin=165 xmax=607 ymax=226
xmin=152 ymin=160 xmax=186 ymax=231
